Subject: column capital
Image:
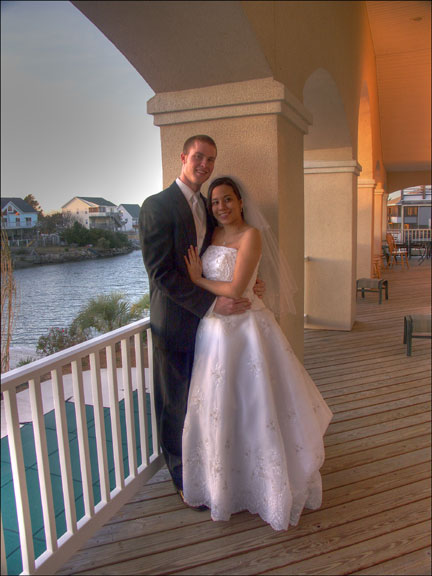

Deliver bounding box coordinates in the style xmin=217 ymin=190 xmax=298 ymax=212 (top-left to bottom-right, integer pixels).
xmin=147 ymin=77 xmax=313 ymax=134
xmin=304 ymin=160 xmax=362 ymax=176
xmin=374 ymin=182 xmax=385 ymax=195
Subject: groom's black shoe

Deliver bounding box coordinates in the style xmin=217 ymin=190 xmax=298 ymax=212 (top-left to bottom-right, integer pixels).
xmin=177 ymin=489 xmax=208 ymax=512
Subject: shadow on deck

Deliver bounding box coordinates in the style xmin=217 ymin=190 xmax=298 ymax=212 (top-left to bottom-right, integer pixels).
xmin=57 ymin=260 xmax=431 ymax=575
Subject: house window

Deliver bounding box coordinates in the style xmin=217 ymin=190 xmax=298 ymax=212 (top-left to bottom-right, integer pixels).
xmin=26 ymin=217 xmax=31 ymax=226
xmin=405 ymin=207 xmax=418 ymax=217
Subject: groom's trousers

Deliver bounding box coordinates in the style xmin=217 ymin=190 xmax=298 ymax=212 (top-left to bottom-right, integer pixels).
xmin=152 ymin=343 xmax=195 ymax=490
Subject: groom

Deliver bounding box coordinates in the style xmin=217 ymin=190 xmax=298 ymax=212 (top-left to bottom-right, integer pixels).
xmin=139 ymin=135 xmax=253 ymax=500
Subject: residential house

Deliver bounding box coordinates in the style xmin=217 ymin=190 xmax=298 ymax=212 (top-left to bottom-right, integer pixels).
xmin=118 ymin=204 xmax=140 ymax=234
xmin=1 ymin=197 xmax=39 ymax=245
xmin=62 ymin=197 xmax=122 ymax=231
xmin=387 ymin=185 xmax=432 ymax=241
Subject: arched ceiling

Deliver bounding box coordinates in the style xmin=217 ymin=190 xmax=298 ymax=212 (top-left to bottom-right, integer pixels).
xmin=366 ymin=1 xmax=431 ymax=172
xmin=71 ymin=0 xmax=271 ymax=92
xmin=72 ymin=0 xmax=431 ymax=176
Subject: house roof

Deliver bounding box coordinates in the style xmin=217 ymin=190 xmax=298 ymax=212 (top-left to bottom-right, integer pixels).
xmin=1 ymin=198 xmax=37 ymax=213
xmin=62 ymin=196 xmax=117 ymax=209
xmin=76 ymin=197 xmax=117 ymax=207
xmin=119 ymin=204 xmax=141 ymax=218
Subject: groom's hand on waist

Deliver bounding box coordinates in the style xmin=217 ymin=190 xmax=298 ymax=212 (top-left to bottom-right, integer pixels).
xmin=214 ymin=296 xmax=251 ymax=316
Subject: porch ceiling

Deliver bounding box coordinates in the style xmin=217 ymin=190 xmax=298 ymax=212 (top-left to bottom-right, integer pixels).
xmin=366 ymin=1 xmax=431 ymax=172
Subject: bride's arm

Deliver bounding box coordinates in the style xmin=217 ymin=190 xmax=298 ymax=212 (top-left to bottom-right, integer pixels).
xmin=185 ymin=228 xmax=262 ymax=299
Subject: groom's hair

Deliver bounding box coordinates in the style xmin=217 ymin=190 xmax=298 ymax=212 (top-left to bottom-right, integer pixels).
xmin=183 ymin=135 xmax=217 ymax=155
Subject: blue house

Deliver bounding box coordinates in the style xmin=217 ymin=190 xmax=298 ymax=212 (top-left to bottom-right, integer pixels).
xmin=1 ymin=198 xmax=39 ymax=245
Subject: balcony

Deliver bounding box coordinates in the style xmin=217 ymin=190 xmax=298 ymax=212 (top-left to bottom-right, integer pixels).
xmin=2 ymin=221 xmax=37 ymax=230
xmin=1 ymin=261 xmax=431 ymax=575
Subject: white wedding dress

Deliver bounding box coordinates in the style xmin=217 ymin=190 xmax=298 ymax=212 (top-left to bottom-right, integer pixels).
xmin=182 ymin=245 xmax=333 ymax=530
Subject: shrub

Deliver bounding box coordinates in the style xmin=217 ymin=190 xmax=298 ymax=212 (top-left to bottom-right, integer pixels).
xmin=36 ymin=326 xmax=88 ymax=356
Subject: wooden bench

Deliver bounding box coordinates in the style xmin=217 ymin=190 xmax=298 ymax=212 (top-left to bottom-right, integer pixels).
xmin=356 ymin=278 xmax=389 ymax=304
xmin=403 ymin=314 xmax=432 ymax=356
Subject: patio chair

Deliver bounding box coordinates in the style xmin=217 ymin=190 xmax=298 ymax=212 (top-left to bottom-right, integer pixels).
xmin=403 ymin=314 xmax=432 ymax=356
xmin=386 ymin=233 xmax=409 ymax=269
xmin=357 ymin=277 xmax=389 ymax=304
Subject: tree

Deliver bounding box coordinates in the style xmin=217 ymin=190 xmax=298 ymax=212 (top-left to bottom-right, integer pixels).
xmin=24 ymin=194 xmax=43 ymax=214
xmin=38 ymin=211 xmax=67 ymax=234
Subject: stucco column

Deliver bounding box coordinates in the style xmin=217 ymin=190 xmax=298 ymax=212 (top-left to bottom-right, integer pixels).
xmin=147 ymin=77 xmax=312 ymax=359
xmin=357 ymin=178 xmax=375 ymax=278
xmin=382 ymin=192 xmax=389 ymax=241
xmin=373 ymin=182 xmax=384 ymax=254
xmin=304 ymin=161 xmax=361 ymax=331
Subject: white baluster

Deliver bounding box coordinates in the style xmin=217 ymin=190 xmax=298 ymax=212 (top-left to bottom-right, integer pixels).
xmin=106 ymin=344 xmax=124 ymax=490
xmin=3 ymin=388 xmax=35 ymax=573
xmin=52 ymin=367 xmax=77 ymax=534
xmin=135 ymin=332 xmax=150 ymax=467
xmin=121 ymin=337 xmax=137 ymax=478
xmin=147 ymin=329 xmax=161 ymax=456
xmin=29 ymin=377 xmax=57 ymax=554
xmin=71 ymin=360 xmax=94 ymax=518
xmin=89 ymin=352 xmax=110 ymax=504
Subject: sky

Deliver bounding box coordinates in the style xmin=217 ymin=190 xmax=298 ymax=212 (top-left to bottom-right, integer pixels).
xmin=1 ymin=0 xmax=163 ymax=214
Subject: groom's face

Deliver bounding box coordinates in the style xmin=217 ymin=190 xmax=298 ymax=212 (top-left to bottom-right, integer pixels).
xmin=180 ymin=140 xmax=217 ymax=192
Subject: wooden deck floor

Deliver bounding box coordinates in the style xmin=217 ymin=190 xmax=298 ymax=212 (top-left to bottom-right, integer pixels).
xmin=58 ymin=260 xmax=431 ymax=576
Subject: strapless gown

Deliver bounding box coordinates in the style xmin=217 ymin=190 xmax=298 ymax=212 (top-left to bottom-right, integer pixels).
xmin=182 ymin=245 xmax=333 ymax=530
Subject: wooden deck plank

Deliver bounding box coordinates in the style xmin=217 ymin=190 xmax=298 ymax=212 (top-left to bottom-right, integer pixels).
xmin=262 ymin=521 xmax=431 ymax=575
xmin=353 ymin=547 xmax=432 ymax=575
xmin=171 ymin=501 xmax=431 ymax=576
xmin=57 ymin=261 xmax=431 ymax=576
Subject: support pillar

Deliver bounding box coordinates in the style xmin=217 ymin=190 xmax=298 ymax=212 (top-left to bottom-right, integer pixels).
xmin=373 ymin=182 xmax=384 ymax=255
xmin=147 ymin=77 xmax=312 ymax=359
xmin=382 ymin=192 xmax=389 ymax=242
xmin=304 ymin=161 xmax=361 ymax=331
xmin=357 ymin=178 xmax=375 ymax=278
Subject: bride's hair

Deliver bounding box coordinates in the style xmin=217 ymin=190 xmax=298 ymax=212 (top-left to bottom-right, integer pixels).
xmin=207 ymin=177 xmax=244 ymax=225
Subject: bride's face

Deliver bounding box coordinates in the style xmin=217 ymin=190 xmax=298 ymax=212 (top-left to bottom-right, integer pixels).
xmin=210 ymin=184 xmax=243 ymax=226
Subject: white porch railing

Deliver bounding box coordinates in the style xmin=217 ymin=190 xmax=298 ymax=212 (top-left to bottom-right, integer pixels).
xmin=1 ymin=319 xmax=163 ymax=575
xmin=387 ymin=228 xmax=432 ymax=243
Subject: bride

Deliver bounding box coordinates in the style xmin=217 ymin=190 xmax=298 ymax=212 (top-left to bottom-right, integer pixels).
xmin=182 ymin=176 xmax=332 ymax=531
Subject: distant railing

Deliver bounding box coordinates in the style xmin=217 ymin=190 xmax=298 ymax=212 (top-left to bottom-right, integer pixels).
xmin=386 ymin=229 xmax=431 ymax=243
xmin=2 ymin=222 xmax=37 ymax=229
xmin=1 ymin=319 xmax=163 ymax=575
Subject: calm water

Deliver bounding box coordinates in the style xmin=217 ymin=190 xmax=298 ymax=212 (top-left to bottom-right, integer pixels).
xmin=11 ymin=250 xmax=149 ymax=360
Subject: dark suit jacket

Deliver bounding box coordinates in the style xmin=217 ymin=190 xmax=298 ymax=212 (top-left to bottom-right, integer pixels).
xmin=139 ymin=181 xmax=216 ymax=351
